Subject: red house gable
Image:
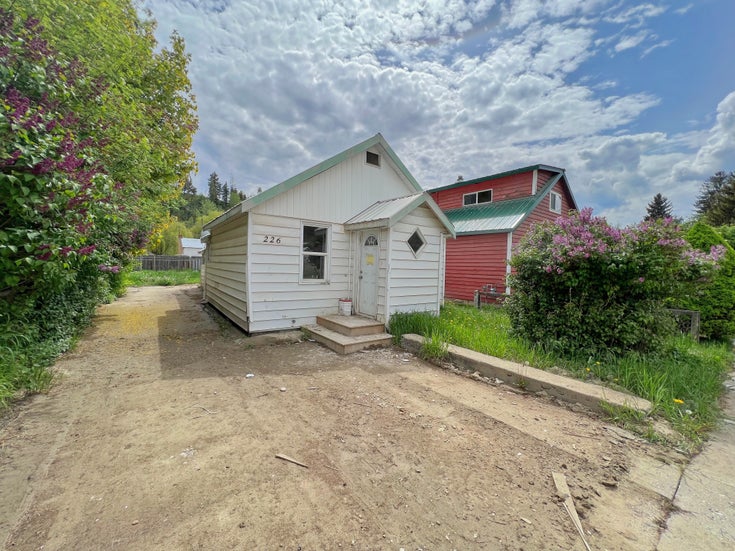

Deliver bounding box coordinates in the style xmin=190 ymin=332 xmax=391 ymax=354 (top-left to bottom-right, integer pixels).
xmin=431 ymin=165 xmax=564 ymax=211
xmin=430 ymin=165 xmax=578 ymax=301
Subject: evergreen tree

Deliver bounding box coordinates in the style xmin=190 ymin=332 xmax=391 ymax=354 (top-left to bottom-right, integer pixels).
xmin=695 ymin=171 xmax=735 ymax=226
xmin=182 ymin=175 xmax=197 ymax=198
xmin=221 ymin=183 xmax=229 ymax=207
xmin=227 ymin=187 xmax=242 ymax=208
xmin=645 ymin=193 xmax=673 ymax=220
xmin=207 ymin=172 xmax=222 ymax=206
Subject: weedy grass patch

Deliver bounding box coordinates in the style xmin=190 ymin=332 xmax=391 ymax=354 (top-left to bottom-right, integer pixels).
xmin=123 ymin=269 xmax=200 ymax=287
xmin=390 ymin=302 xmax=732 ymax=446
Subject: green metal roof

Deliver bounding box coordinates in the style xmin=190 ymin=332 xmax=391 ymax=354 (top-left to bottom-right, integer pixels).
xmin=345 ymin=193 xmax=456 ymax=237
xmin=444 ymin=174 xmax=564 ymax=234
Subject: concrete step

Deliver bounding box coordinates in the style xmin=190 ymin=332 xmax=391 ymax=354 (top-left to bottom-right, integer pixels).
xmin=316 ymin=314 xmax=386 ymax=337
xmin=303 ymin=324 xmax=393 ymax=354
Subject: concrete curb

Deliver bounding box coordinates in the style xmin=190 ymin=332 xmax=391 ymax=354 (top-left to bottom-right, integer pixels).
xmin=400 ymin=333 xmax=652 ymax=415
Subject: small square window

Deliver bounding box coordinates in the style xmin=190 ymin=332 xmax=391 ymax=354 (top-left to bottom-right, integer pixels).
xmin=366 ymin=151 xmax=381 ymax=167
xmin=463 ymin=194 xmax=477 ymax=206
xmin=407 ymin=229 xmax=426 ymax=256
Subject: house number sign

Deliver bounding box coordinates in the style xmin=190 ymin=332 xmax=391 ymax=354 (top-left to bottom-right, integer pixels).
xmin=262 ymin=235 xmax=281 ymax=244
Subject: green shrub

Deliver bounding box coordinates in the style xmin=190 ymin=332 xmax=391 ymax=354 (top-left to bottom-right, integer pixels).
xmin=506 ymin=209 xmax=722 ymax=356
xmin=682 ymin=222 xmax=735 ymax=341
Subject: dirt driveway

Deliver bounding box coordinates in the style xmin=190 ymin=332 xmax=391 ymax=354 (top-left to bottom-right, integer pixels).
xmin=1 ymin=285 xmax=684 ymax=550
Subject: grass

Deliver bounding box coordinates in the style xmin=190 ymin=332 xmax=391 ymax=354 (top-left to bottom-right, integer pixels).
xmin=123 ymin=269 xmax=201 ymax=287
xmin=390 ymin=302 xmax=733 ymax=446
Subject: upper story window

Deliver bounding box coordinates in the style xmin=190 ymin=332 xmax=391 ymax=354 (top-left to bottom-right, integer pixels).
xmin=463 ymin=189 xmax=492 ymax=206
xmin=549 ymin=191 xmax=562 ymax=214
xmin=366 ymin=151 xmax=381 ymax=167
xmin=301 ymin=224 xmax=329 ymax=282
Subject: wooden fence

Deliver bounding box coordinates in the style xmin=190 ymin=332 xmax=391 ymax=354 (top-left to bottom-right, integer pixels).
xmin=136 ymin=255 xmax=201 ymax=271
xmin=667 ymin=308 xmax=701 ymax=341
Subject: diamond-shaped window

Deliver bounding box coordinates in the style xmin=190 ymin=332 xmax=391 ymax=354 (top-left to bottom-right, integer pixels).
xmin=407 ymin=229 xmax=426 ymax=256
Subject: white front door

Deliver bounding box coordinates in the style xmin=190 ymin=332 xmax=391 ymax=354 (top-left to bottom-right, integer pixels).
xmin=358 ymin=232 xmax=379 ymax=317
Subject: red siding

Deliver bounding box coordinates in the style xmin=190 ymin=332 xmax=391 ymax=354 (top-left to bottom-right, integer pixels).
xmin=512 ymin=180 xmax=575 ymax=254
xmin=432 ymin=171 xmax=534 ymax=210
xmin=434 ymin=168 xmax=576 ymax=300
xmin=445 ymin=233 xmax=508 ymax=301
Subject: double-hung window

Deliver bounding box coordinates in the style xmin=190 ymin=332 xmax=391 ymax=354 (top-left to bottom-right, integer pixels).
xmin=301 ymin=224 xmax=329 ymax=281
xmin=549 ymin=191 xmax=562 ymax=214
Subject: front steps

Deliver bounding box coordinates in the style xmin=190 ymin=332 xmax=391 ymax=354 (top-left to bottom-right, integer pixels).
xmin=303 ymin=314 xmax=392 ymax=354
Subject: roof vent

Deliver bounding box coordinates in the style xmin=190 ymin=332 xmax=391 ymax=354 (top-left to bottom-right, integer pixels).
xmin=366 ymin=151 xmax=381 ymax=167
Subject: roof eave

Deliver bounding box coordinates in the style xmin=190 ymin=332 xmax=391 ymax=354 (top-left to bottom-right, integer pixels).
xmin=202 ymin=202 xmax=245 ymax=231
xmin=428 ymin=164 xmax=565 ymax=193
xmin=205 ymin=133 xmax=423 ymax=231
xmin=344 ymin=218 xmax=391 ymax=231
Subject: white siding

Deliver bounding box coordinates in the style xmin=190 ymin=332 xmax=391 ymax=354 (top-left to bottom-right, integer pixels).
xmin=387 ymin=205 xmax=444 ymax=320
xmin=376 ymin=228 xmax=389 ymax=324
xmin=256 ymin=146 xmax=417 ymax=222
xmin=248 ymin=212 xmax=351 ymax=332
xmin=204 ymin=214 xmax=249 ymax=331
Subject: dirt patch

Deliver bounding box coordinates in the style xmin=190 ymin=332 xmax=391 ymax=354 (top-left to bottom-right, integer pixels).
xmin=1 ymin=285 xmax=683 ymax=550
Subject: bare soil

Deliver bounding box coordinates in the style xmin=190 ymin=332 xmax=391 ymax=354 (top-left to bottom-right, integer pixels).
xmin=1 ymin=285 xmax=684 ymax=550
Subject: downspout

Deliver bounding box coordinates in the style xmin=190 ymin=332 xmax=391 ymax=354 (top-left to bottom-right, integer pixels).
xmin=506 ymin=231 xmax=513 ymax=294
xmin=246 ymin=213 xmax=253 ymax=330
xmin=531 ymin=169 xmax=538 ymax=195
xmin=384 ymin=227 xmax=392 ymax=328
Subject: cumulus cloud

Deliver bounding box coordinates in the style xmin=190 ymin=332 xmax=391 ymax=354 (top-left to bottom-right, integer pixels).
xmin=142 ymin=0 xmax=729 ymax=225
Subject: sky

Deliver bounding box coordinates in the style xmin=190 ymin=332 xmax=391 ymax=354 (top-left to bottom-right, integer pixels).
xmin=142 ymin=0 xmax=735 ymax=226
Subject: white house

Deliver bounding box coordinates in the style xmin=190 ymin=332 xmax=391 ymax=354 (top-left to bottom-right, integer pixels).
xmin=200 ymin=134 xmax=455 ymax=334
xmin=179 ymin=237 xmax=204 ymax=257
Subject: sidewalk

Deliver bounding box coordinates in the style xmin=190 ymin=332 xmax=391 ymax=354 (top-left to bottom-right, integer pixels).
xmin=657 ymin=371 xmax=735 ymax=550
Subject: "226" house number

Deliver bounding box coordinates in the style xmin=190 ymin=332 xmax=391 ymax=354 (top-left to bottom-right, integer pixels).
xmin=263 ymin=235 xmax=281 ymax=244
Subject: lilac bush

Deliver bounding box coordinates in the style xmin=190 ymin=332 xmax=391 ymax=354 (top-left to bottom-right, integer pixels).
xmin=0 ymin=11 xmax=150 ymax=301
xmin=507 ymin=209 xmax=723 ymax=355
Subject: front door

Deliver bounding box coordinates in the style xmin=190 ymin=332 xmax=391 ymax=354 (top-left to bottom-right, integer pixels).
xmin=358 ymin=232 xmax=379 ymax=317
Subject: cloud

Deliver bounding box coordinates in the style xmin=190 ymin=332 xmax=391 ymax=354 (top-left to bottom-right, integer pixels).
xmin=614 ymin=31 xmax=649 ymax=52
xmin=681 ymin=91 xmax=735 ymax=176
xmin=141 ymin=0 xmax=729 ymax=226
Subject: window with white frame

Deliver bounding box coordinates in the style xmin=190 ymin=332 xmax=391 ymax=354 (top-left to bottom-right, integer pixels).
xmin=407 ymin=228 xmax=426 ymax=257
xmin=301 ymin=224 xmax=329 ymax=281
xmin=463 ymin=189 xmax=492 ymax=206
xmin=549 ymin=191 xmax=562 ymax=214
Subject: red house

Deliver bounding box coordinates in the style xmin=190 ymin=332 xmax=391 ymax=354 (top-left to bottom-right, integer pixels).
xmin=429 ymin=165 xmax=578 ymax=302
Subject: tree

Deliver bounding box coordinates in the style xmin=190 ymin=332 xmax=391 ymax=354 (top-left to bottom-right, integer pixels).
xmin=0 ymin=3 xmax=197 ymax=398
xmin=645 ymin=193 xmax=673 ymax=220
xmin=227 ymin=187 xmax=243 ymax=208
xmin=221 ymin=183 xmax=229 ymax=207
xmin=182 ymin=175 xmax=197 ymax=198
xmin=682 ymin=222 xmax=735 ymax=341
xmin=207 ymin=172 xmax=222 ymax=206
xmin=695 ymin=171 xmax=735 ymax=226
